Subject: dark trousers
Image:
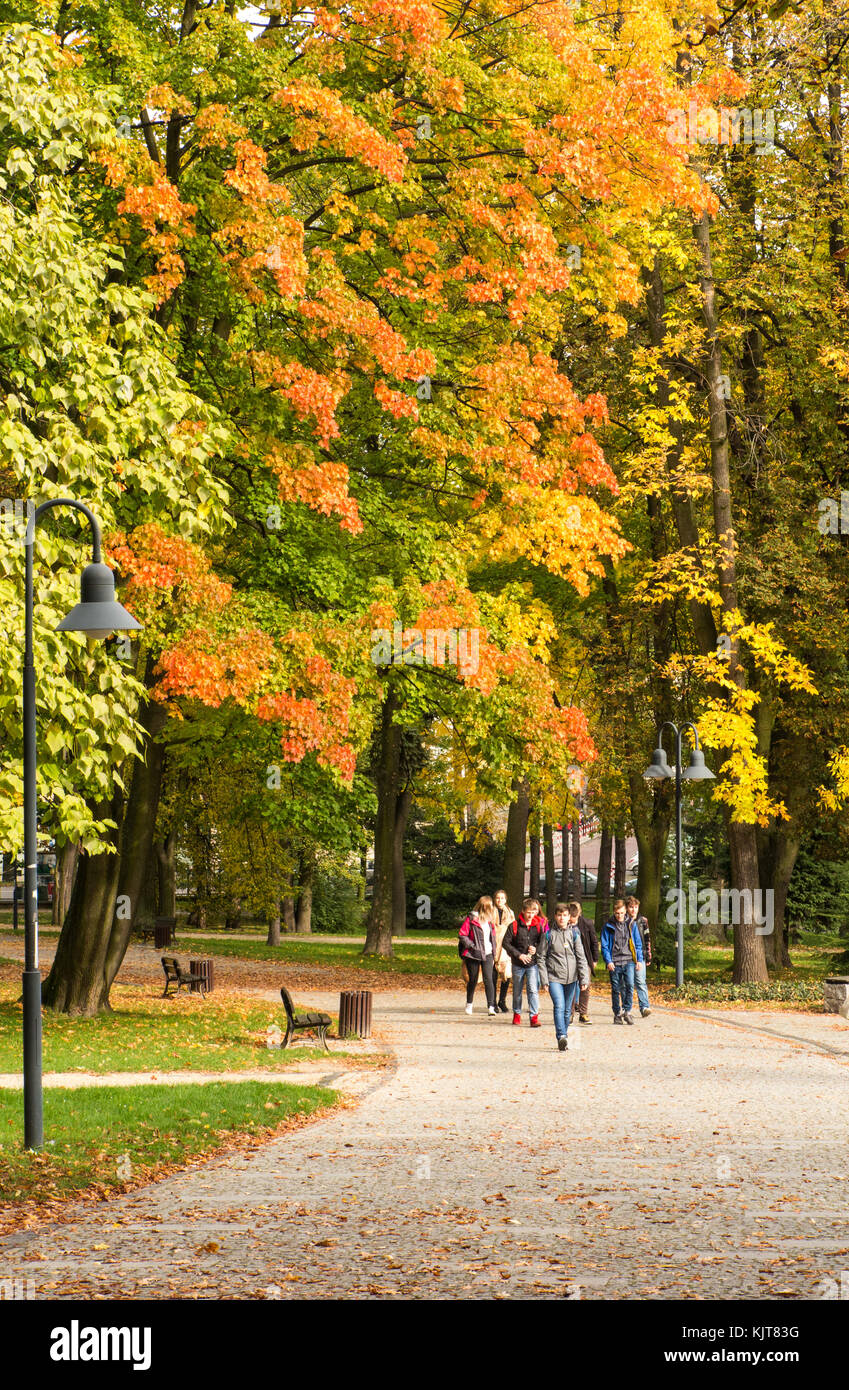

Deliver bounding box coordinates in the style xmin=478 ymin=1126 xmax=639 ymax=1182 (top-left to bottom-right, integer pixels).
xmin=609 ymin=962 xmax=633 ymax=1017
xmin=466 ymin=956 xmax=496 ymax=1006
xmin=498 ymin=977 xmax=510 ymax=1008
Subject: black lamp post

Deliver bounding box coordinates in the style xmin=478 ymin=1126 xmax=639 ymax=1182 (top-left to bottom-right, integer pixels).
xmin=23 ymin=499 xmax=140 ymax=1150
xmin=643 ymin=721 xmax=714 ymax=988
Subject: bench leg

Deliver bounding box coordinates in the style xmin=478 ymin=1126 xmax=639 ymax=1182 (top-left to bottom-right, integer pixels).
xmin=282 ymin=1022 xmax=293 ymax=1049
xmin=318 ymin=1025 xmax=330 ymax=1053
xmin=162 ymin=980 xmax=172 ymax=998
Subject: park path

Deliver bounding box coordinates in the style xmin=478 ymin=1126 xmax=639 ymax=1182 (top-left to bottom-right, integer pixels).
xmin=1 ymin=989 xmax=848 ymax=1299
xmin=0 ymin=1066 xmax=375 ymax=1094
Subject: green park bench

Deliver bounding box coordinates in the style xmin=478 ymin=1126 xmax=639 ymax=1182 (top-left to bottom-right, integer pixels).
xmin=161 ymin=955 xmax=209 ymax=998
xmin=280 ymin=986 xmax=331 ymax=1052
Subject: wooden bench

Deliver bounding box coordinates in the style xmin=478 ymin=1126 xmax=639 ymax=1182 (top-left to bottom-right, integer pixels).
xmin=280 ymin=986 xmax=331 ymax=1051
xmin=161 ymin=956 xmax=208 ymax=998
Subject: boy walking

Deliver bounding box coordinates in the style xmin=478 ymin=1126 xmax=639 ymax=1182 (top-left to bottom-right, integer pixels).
xmin=566 ymin=899 xmax=598 ymax=1023
xmin=538 ymin=902 xmax=590 ymax=1050
xmin=600 ymin=898 xmax=644 ymax=1024
xmin=502 ymin=896 xmax=548 ymax=1027
xmin=626 ymin=895 xmax=652 ymax=1017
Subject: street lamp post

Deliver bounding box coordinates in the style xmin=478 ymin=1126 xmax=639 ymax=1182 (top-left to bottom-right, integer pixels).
xmin=643 ymin=721 xmax=715 ymax=989
xmin=23 ymin=499 xmax=140 ymax=1151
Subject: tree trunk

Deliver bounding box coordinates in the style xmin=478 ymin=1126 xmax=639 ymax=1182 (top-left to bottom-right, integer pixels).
xmin=631 ymin=813 xmax=670 ymax=943
xmin=759 ymin=828 xmax=799 ymax=971
xmin=189 ymin=831 xmax=212 ymax=931
xmin=594 ymin=825 xmax=612 ymax=935
xmin=528 ymin=831 xmax=540 ymax=902
xmin=155 ymin=830 xmax=177 ymax=918
xmin=543 ymin=823 xmax=557 ymax=920
xmin=267 ymin=900 xmax=281 ymax=947
xmin=136 ymin=849 xmax=159 ymax=928
xmin=357 ymin=846 xmax=367 ymax=904
xmin=728 ymin=821 xmax=768 ymax=983
xmin=41 ymin=793 xmax=123 ymax=1015
xmin=614 ymin=834 xmax=627 ymax=900
xmin=560 ymin=823 xmax=569 ymax=898
xmin=629 ymin=767 xmax=673 ymax=939
xmin=363 ymin=687 xmax=401 ymax=957
xmin=282 ymin=895 xmax=296 ymax=932
xmin=51 ymin=840 xmax=79 ymax=926
xmin=646 ymin=258 xmax=718 ymax=655
xmin=43 ymin=693 xmax=167 ymax=1015
xmin=296 ymin=855 xmax=313 ymax=934
xmin=392 ymin=785 xmax=412 ymax=936
xmin=571 ymin=818 xmax=582 ymax=899
xmin=104 ymin=700 xmax=168 ymax=991
xmin=503 ymin=780 xmax=530 ymax=915
xmin=827 ymin=59 xmax=846 ymax=287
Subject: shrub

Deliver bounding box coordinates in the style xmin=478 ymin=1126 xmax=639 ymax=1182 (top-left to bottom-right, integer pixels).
xmin=668 ymin=979 xmax=823 ymax=1004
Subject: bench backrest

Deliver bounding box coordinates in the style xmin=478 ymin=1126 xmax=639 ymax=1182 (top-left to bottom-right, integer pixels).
xmin=161 ymin=956 xmax=180 ymax=977
xmin=280 ymin=986 xmax=296 ymax=1023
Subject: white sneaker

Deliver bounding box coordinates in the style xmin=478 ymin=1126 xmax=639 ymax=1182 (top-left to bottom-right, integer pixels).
xmin=465 ymin=1003 xmax=473 ymax=1015
xmin=488 ymin=1005 xmax=497 ymax=1015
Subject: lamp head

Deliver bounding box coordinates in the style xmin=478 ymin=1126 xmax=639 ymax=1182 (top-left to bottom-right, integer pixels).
xmin=56 ymin=561 xmax=141 ymax=640
xmin=643 ymin=745 xmax=673 ymax=780
xmin=682 ymin=747 xmax=715 ymax=781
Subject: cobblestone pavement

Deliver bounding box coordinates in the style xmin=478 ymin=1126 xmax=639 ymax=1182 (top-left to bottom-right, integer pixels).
xmin=1 ymin=990 xmax=847 ymax=1300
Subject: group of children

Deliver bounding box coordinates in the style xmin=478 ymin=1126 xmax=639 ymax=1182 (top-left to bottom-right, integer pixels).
xmin=458 ymin=890 xmax=653 ymax=1051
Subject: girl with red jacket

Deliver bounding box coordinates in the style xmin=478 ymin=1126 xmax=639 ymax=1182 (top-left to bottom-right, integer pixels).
xmin=501 ymin=897 xmax=548 ymax=1026
xmin=458 ymin=897 xmax=498 ymax=1016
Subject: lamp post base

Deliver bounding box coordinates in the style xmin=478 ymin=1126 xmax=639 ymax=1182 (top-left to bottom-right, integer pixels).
xmin=22 ymin=968 xmax=43 ymax=1151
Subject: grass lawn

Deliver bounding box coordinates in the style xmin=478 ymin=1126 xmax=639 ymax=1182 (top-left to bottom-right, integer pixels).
xmin=0 ymin=982 xmax=372 ymax=1075
xmin=0 ymin=1080 xmax=335 ymax=1208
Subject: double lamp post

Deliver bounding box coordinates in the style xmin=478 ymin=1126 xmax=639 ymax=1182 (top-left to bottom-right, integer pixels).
xmin=21 ymin=499 xmax=140 ymax=1150
xmin=643 ymin=721 xmax=714 ymax=988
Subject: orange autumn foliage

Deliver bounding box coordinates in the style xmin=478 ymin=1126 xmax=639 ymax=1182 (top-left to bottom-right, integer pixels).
xmin=155 ymin=626 xmax=276 ymax=708
xmin=108 ymin=523 xmax=232 ymax=616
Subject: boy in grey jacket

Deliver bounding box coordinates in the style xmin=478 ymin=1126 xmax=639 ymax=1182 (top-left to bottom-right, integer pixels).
xmin=538 ymin=902 xmax=591 ymax=1051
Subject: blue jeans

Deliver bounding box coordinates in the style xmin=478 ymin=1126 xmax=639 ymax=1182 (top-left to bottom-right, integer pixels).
xmin=512 ymin=963 xmax=539 ymax=1017
xmin=631 ymin=961 xmax=650 ymax=1012
xmin=548 ymin=980 xmax=579 ymax=1039
xmin=609 ymin=963 xmax=633 ymax=1017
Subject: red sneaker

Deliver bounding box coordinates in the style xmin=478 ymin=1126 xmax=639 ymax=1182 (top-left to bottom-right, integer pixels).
xmin=512 ymin=1012 xmax=521 ymax=1026
xmin=530 ymin=1014 xmax=541 ymax=1028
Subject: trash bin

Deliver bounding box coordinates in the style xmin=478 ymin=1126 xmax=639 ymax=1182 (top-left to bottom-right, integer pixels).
xmin=338 ymin=990 xmax=372 ymax=1039
xmin=189 ymin=958 xmax=213 ymax=995
xmin=154 ymin=916 xmax=176 ymax=949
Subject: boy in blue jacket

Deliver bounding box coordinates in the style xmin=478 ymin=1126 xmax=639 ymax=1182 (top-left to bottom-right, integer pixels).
xmin=600 ymin=898 xmax=644 ymax=1025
